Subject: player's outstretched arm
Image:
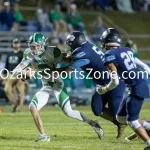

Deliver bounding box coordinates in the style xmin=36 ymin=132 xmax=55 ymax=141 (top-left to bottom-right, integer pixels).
xmin=13 ymin=58 xmax=32 ymax=81
xmin=135 ymin=58 xmax=150 ymax=75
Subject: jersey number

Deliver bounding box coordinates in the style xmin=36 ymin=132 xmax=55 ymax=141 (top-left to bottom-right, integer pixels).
xmin=120 ymin=51 xmax=136 ymax=70
xmin=92 ymin=46 xmax=104 ymax=59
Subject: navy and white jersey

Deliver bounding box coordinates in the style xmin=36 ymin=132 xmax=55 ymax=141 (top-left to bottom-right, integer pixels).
xmin=104 ymin=47 xmax=150 ymax=98
xmin=69 ymin=41 xmax=110 ymax=85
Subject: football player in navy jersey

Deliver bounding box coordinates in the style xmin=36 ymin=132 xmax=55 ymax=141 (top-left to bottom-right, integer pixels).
xmin=97 ymin=28 xmax=150 ymax=149
xmin=59 ymin=31 xmax=127 ymax=138
xmin=58 ymin=31 xmax=150 ymax=139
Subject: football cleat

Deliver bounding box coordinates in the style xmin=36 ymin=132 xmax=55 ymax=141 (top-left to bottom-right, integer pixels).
xmin=116 ymin=123 xmax=127 ymax=138
xmin=91 ymin=121 xmax=104 ymax=139
xmin=34 ymin=135 xmax=50 ymax=142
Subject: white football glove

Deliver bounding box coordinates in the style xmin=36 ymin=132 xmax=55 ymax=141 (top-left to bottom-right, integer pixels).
xmin=96 ymin=85 xmax=108 ymax=95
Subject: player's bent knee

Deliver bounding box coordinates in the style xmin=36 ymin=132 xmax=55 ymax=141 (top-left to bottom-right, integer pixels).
xmin=93 ymin=111 xmax=101 ymax=116
xmin=128 ymin=120 xmax=141 ymax=129
xmin=91 ymin=107 xmax=102 ymax=116
xmin=116 ymin=115 xmax=127 ymax=124
xmin=29 ymin=102 xmax=37 ymax=110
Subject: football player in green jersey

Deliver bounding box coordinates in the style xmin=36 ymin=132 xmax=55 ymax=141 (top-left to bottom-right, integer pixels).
xmin=13 ymin=33 xmax=104 ymax=142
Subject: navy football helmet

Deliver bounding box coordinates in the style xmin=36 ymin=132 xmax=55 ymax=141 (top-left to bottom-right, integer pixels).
xmin=100 ymin=28 xmax=121 ymax=48
xmin=66 ymin=31 xmax=87 ymax=51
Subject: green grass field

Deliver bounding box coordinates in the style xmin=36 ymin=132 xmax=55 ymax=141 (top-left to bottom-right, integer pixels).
xmin=0 ymin=103 xmax=150 ymax=150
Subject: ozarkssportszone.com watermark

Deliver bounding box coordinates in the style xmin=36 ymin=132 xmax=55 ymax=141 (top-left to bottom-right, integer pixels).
xmin=0 ymin=68 xmax=149 ymax=82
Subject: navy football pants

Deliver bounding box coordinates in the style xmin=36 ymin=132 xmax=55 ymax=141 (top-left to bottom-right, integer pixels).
xmin=117 ymin=95 xmax=144 ymax=121
xmin=91 ymin=81 xmax=125 ymax=116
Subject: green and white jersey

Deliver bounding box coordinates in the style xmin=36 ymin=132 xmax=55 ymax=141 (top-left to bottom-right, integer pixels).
xmin=21 ymin=46 xmax=62 ymax=84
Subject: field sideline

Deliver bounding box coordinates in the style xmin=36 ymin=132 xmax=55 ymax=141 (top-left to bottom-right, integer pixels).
xmin=0 ymin=102 xmax=150 ymax=150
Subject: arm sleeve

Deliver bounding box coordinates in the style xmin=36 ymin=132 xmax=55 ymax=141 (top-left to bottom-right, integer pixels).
xmin=135 ymin=57 xmax=150 ymax=75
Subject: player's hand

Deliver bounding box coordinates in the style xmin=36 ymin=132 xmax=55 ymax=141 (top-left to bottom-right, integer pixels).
xmin=96 ymin=85 xmax=108 ymax=95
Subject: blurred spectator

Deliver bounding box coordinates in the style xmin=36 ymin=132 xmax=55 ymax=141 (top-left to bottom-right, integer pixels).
xmin=93 ymin=16 xmax=105 ymax=35
xmin=49 ymin=4 xmax=67 ymax=35
xmin=0 ymin=1 xmax=16 ymax=31
xmin=13 ymin=3 xmax=27 ymax=30
xmin=36 ymin=7 xmax=53 ymax=32
xmin=116 ymin=0 xmax=134 ymax=13
xmin=13 ymin=3 xmax=23 ymax=23
xmin=55 ymin=0 xmax=75 ymax=12
xmin=125 ymin=40 xmax=139 ymax=58
xmin=66 ymin=4 xmax=85 ymax=33
xmin=144 ymin=0 xmax=150 ymax=11
xmin=4 ymin=38 xmax=24 ymax=112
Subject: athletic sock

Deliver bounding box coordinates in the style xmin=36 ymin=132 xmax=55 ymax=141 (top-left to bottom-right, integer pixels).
xmin=80 ymin=112 xmax=93 ymax=125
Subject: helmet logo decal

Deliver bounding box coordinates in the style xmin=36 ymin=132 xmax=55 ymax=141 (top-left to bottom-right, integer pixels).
xmin=67 ymin=34 xmax=75 ymax=42
xmin=102 ymin=31 xmax=108 ymax=38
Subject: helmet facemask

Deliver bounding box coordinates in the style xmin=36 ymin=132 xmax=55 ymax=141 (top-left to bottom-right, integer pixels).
xmin=29 ymin=42 xmax=45 ymax=55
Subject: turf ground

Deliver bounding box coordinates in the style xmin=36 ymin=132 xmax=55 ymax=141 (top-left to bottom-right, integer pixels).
xmin=0 ymin=102 xmax=150 ymax=150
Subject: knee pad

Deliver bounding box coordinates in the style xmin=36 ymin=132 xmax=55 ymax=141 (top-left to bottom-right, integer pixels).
xmin=128 ymin=120 xmax=141 ymax=129
xmin=116 ymin=115 xmax=127 ymax=124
